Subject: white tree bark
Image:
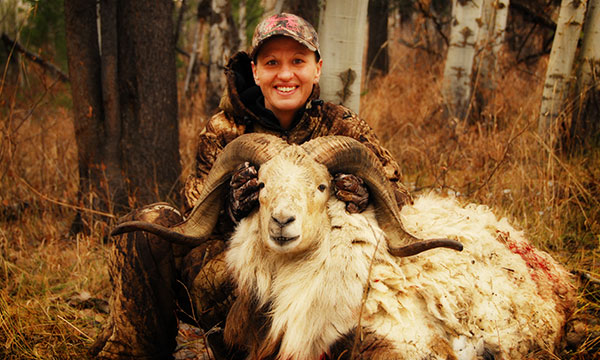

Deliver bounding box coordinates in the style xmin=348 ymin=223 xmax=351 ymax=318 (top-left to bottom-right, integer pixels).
xmin=538 ymin=0 xmax=588 ymax=138
xmin=441 ymin=0 xmax=484 ymax=121
xmin=238 ymin=0 xmax=247 ymax=50
xmin=184 ymin=18 xmax=204 ymax=94
xmin=476 ymin=0 xmax=509 ymax=91
xmin=318 ymin=0 xmax=369 ymax=113
xmin=577 ymin=0 xmax=599 ymax=94
xmin=207 ymin=0 xmax=236 ymax=112
xmin=261 ymin=0 xmax=285 ymax=17
xmin=0 ymin=0 xmax=29 ymax=38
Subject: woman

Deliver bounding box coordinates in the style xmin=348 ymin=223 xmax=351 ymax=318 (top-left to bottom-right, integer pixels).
xmin=92 ymin=13 xmax=411 ymax=360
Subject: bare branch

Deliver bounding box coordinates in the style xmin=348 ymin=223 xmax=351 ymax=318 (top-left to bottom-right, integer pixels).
xmin=1 ymin=33 xmax=69 ymax=83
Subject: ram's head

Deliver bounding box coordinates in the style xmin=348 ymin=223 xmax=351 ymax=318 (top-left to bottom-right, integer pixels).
xmin=253 ymin=145 xmax=331 ymax=254
xmin=112 ymin=134 xmax=462 ymax=257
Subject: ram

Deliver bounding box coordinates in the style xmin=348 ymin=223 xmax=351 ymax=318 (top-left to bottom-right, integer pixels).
xmin=113 ymin=134 xmax=576 ymax=360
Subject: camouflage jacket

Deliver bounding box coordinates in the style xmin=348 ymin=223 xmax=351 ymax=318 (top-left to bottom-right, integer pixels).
xmin=183 ymin=51 xmax=412 ymax=214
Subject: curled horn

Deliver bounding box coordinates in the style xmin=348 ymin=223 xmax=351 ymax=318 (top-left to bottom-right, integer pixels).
xmin=111 ymin=134 xmax=289 ymax=245
xmin=302 ymin=136 xmax=462 ymax=257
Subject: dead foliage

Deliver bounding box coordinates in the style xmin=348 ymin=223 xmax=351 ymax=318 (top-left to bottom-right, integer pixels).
xmin=1 ymin=35 xmax=598 ymax=359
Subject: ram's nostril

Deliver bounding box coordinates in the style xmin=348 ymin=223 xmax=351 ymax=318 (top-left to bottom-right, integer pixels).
xmin=272 ymin=215 xmax=296 ymax=226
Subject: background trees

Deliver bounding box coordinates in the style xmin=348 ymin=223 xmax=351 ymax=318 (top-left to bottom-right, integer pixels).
xmin=3 ymin=0 xmax=598 ymax=229
xmin=571 ymin=0 xmax=600 ymax=149
xmin=538 ymin=0 xmax=588 ymax=148
xmin=2 ymin=0 xmax=600 ymax=358
xmin=441 ymin=0 xmax=484 ymax=122
xmin=318 ymin=0 xmax=369 ymax=113
xmin=64 ymin=0 xmax=180 ymax=231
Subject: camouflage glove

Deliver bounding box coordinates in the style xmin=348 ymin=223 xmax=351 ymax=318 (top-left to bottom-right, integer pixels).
xmin=228 ymin=162 xmax=262 ymax=223
xmin=332 ymin=173 xmax=369 ymax=214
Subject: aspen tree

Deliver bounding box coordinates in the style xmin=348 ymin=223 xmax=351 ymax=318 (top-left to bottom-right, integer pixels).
xmin=538 ymin=0 xmax=587 ymax=143
xmin=318 ymin=0 xmax=369 ymax=113
xmin=442 ymin=0 xmax=484 ymax=121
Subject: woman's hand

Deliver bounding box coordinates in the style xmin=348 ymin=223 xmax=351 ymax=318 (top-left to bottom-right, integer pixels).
xmin=228 ymin=162 xmax=261 ymax=223
xmin=332 ymin=173 xmax=369 ymax=213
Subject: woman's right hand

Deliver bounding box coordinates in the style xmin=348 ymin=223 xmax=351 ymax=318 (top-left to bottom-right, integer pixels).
xmin=228 ymin=162 xmax=261 ymax=223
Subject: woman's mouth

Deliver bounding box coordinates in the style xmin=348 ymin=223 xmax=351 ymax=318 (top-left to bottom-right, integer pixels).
xmin=276 ymin=86 xmax=297 ymax=93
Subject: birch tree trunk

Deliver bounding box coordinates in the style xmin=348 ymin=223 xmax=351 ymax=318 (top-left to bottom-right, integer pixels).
xmin=238 ymin=0 xmax=247 ymax=50
xmin=474 ymin=0 xmax=509 ymax=116
xmin=571 ymin=0 xmax=600 ymax=147
xmin=261 ymin=0 xmax=284 ymax=17
xmin=318 ymin=0 xmax=369 ymax=113
xmin=538 ymin=0 xmax=587 ymax=142
xmin=441 ymin=0 xmax=484 ymax=122
xmin=0 ymin=0 xmax=29 ymax=83
xmin=206 ymin=0 xmax=238 ymax=114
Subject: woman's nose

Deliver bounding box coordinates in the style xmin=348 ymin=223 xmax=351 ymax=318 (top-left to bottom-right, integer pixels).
xmin=277 ymin=66 xmax=293 ymax=81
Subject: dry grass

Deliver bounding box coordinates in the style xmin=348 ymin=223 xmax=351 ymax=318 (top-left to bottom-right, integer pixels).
xmin=1 ymin=40 xmax=599 ymax=359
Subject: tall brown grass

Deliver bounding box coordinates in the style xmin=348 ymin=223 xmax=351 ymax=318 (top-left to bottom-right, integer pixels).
xmin=1 ymin=40 xmax=598 ymax=359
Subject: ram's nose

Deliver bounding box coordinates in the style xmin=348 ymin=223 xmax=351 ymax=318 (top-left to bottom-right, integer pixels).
xmin=271 ymin=214 xmax=296 ymax=227
xmin=268 ymin=210 xmax=298 ymax=244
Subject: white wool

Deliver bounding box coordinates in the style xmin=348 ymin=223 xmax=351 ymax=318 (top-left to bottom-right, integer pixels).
xmin=226 ymin=151 xmax=574 ymax=360
xmin=228 ymin=198 xmax=385 ymax=359
xmin=362 ymin=193 xmax=572 ymax=359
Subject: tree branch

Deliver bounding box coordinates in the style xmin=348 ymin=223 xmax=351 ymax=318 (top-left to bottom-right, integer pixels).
xmin=510 ymin=1 xmax=557 ymax=32
xmin=2 ymin=33 xmax=69 ymax=83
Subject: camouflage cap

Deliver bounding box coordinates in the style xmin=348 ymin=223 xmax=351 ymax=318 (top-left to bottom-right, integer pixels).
xmin=251 ymin=13 xmax=320 ymax=60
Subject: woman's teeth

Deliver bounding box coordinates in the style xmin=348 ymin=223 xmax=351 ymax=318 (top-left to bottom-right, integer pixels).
xmin=277 ymin=86 xmax=295 ymax=92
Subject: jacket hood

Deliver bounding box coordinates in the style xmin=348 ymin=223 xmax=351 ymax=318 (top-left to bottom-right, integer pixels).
xmin=220 ymin=51 xmax=320 ymax=130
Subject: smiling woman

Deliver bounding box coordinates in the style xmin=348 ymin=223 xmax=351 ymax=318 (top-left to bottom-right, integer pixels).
xmin=93 ymin=12 xmax=416 ymax=360
xmin=252 ymin=37 xmax=323 ymax=129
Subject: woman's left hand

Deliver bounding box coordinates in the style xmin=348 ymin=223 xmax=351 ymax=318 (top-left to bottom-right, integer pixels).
xmin=332 ymin=173 xmax=369 ymax=213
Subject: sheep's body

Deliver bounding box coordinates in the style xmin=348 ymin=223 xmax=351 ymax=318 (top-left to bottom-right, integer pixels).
xmin=224 ymin=145 xmax=575 ymax=360
xmin=366 ymin=194 xmax=574 ymax=359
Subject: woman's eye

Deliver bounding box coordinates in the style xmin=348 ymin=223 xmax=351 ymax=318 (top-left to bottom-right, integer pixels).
xmin=265 ymin=60 xmax=277 ymax=66
xmin=318 ymin=184 xmax=327 ymax=192
xmin=293 ymin=58 xmax=304 ymax=65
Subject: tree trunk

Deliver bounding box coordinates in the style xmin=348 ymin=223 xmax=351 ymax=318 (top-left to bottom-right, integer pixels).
xmin=441 ymin=0 xmax=484 ymax=122
xmin=318 ymin=0 xmax=369 ymax=113
xmin=538 ymin=0 xmax=587 ymax=144
xmin=118 ymin=0 xmax=180 ymax=207
xmin=206 ymin=0 xmax=238 ymax=114
xmin=238 ymin=0 xmax=247 ymax=50
xmin=64 ymin=0 xmax=181 ymax=232
xmin=570 ymin=0 xmax=600 ymax=148
xmin=282 ymin=0 xmax=320 ymax=28
xmin=1 ymin=0 xmax=29 ymax=84
xmin=473 ymin=0 xmax=509 ymax=118
xmin=100 ymin=0 xmax=127 ymax=210
xmin=261 ymin=0 xmax=284 ymax=17
xmin=64 ymin=0 xmax=106 ymax=231
xmin=367 ymin=0 xmax=389 ymax=80
xmin=184 ymin=18 xmax=205 ymax=95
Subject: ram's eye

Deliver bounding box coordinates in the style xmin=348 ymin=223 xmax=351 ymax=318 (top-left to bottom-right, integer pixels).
xmin=318 ymin=184 xmax=327 ymax=192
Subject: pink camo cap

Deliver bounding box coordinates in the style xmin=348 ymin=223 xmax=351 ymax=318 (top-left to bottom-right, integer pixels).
xmin=251 ymin=13 xmax=320 ymax=59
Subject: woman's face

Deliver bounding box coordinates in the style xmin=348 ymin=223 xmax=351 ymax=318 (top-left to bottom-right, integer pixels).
xmin=252 ymin=36 xmax=323 ymax=129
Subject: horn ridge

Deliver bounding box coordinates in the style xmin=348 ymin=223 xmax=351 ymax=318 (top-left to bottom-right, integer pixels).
xmin=302 ymin=136 xmax=422 ymax=250
xmin=111 ymin=134 xmax=290 ymax=243
xmin=174 ymin=133 xmax=290 ymax=238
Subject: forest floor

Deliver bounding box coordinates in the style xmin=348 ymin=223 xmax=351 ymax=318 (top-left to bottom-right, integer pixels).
xmin=1 ymin=44 xmax=599 ymax=359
